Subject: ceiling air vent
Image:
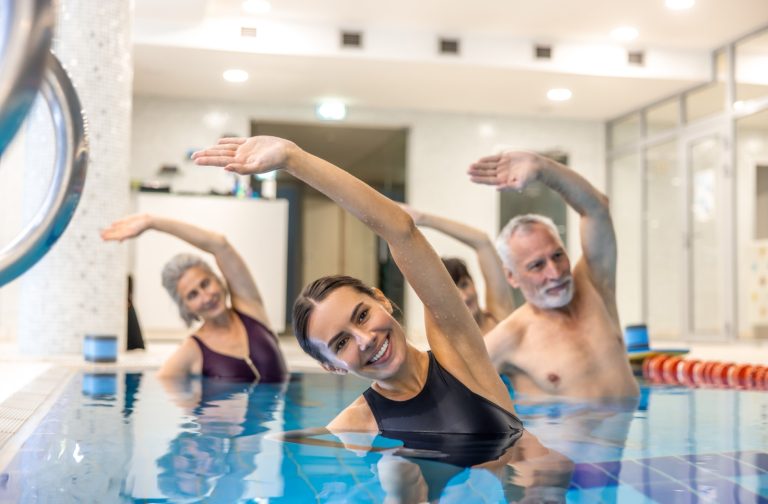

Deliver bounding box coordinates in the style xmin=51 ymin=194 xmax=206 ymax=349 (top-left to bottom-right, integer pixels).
xmin=628 ymin=50 xmax=645 ymax=66
xmin=534 ymin=44 xmax=552 ymax=60
xmin=439 ymin=38 xmax=460 ymax=55
xmin=241 ymin=26 xmax=258 ymax=38
xmin=341 ymin=31 xmax=363 ymax=48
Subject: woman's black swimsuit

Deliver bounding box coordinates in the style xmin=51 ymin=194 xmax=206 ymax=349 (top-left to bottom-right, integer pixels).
xmin=363 ymin=351 xmax=523 ymax=467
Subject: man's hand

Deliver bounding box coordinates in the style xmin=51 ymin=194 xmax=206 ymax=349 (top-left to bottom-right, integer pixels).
xmin=468 ymin=151 xmax=544 ymax=192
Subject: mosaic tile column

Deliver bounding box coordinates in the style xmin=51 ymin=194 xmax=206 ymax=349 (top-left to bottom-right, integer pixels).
xmin=18 ymin=1 xmax=132 ymax=355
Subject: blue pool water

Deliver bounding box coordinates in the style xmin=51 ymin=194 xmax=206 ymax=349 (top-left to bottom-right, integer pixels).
xmin=0 ymin=371 xmax=767 ymax=503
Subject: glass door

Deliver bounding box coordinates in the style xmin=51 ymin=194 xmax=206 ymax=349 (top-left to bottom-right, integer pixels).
xmin=683 ymin=129 xmax=733 ymax=340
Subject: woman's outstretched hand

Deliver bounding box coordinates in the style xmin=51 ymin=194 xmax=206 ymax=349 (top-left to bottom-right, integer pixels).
xmin=100 ymin=213 xmax=152 ymax=242
xmin=191 ymin=136 xmax=297 ymax=176
xmin=468 ymin=151 xmax=543 ymax=192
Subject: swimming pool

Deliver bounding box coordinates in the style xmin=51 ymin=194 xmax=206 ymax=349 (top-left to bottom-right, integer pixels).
xmin=0 ymin=370 xmax=766 ymax=503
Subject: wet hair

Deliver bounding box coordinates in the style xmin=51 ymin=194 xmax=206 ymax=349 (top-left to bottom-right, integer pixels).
xmin=441 ymin=257 xmax=473 ymax=286
xmin=161 ymin=253 xmax=225 ymax=327
xmin=495 ymin=214 xmax=563 ymax=273
xmin=292 ymin=275 xmax=380 ymax=365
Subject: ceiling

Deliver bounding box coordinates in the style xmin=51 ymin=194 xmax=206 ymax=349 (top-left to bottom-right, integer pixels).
xmin=133 ymin=0 xmax=768 ymax=121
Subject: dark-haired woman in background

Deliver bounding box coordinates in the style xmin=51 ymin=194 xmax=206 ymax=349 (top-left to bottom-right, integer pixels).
xmin=400 ymin=205 xmax=516 ymax=334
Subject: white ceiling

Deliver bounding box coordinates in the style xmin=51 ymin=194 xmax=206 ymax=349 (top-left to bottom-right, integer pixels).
xmin=133 ymin=0 xmax=768 ymax=121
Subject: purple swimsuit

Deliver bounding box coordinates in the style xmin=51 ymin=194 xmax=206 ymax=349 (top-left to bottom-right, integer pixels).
xmin=191 ymin=310 xmax=288 ymax=382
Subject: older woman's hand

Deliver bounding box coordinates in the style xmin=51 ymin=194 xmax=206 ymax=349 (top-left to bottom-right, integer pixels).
xmin=100 ymin=213 xmax=153 ymax=242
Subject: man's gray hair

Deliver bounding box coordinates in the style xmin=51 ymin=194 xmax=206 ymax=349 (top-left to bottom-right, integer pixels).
xmin=161 ymin=253 xmax=224 ymax=327
xmin=495 ymin=214 xmax=563 ymax=272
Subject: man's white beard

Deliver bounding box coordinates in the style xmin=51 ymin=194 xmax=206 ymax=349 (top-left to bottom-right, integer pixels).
xmin=529 ymin=276 xmax=574 ymax=309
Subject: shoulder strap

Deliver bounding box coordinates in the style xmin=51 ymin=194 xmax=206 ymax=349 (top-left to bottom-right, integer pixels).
xmin=361 ymin=387 xmax=383 ymax=429
xmin=189 ymin=334 xmax=208 ymax=352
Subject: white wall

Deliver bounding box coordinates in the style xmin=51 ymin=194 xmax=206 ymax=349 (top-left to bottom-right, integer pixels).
xmin=610 ymin=153 xmax=643 ymax=327
xmin=132 ymin=96 xmax=605 ymax=345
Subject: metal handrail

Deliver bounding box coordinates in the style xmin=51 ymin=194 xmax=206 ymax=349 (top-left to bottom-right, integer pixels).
xmin=0 ymin=52 xmax=89 ymax=286
xmin=0 ymin=0 xmax=54 ymax=156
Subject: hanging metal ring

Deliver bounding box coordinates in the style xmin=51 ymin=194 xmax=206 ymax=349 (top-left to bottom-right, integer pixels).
xmin=0 ymin=51 xmax=89 ymax=286
xmin=0 ymin=0 xmax=54 ymax=156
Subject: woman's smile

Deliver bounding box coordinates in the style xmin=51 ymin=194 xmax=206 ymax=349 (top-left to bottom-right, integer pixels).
xmin=366 ymin=334 xmax=392 ymax=366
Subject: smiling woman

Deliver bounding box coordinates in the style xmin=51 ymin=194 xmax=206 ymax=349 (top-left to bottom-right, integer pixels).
xmin=192 ymin=136 xmax=523 ymax=444
xmin=100 ymin=214 xmax=287 ymax=382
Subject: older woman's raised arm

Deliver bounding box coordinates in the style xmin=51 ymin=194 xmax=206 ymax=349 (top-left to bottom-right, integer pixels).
xmin=101 ymin=213 xmax=269 ymax=326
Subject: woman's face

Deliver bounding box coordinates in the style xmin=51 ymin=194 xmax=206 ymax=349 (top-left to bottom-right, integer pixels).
xmin=176 ymin=266 xmax=228 ymax=321
xmin=307 ymin=286 xmax=407 ymax=381
xmin=455 ymin=275 xmax=480 ymax=317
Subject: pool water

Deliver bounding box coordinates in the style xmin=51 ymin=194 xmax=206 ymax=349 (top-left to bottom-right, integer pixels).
xmin=0 ymin=371 xmax=767 ymax=503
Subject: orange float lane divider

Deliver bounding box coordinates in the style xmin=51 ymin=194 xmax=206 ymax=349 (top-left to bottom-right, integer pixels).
xmin=642 ymin=355 xmax=768 ymax=390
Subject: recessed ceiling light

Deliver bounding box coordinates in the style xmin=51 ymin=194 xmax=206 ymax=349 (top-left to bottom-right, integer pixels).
xmin=547 ymin=88 xmax=572 ymax=102
xmin=223 ymin=69 xmax=249 ymax=83
xmin=611 ymin=26 xmax=639 ymax=42
xmin=242 ymin=0 xmax=271 ymax=15
xmin=666 ymin=0 xmax=695 ymax=10
xmin=316 ymin=100 xmax=347 ymax=121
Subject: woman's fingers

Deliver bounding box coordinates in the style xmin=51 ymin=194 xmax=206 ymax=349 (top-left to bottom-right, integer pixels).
xmin=100 ymin=228 xmax=123 ymax=241
xmin=191 ymin=145 xmax=238 ymax=162
xmin=476 ymin=154 xmax=501 ymax=164
xmin=467 ymin=161 xmax=499 ymax=174
xmin=210 ymin=143 xmax=239 ymax=151
xmin=193 ymin=154 xmax=238 ymax=167
xmin=217 ymin=137 xmax=246 ymax=145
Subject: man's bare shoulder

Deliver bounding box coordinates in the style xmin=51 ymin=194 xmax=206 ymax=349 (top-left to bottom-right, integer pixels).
xmin=327 ymin=395 xmax=378 ymax=432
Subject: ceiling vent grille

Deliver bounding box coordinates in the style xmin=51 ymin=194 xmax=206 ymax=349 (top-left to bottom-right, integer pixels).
xmin=341 ymin=31 xmax=363 ymax=48
xmin=628 ymin=50 xmax=645 ymax=66
xmin=534 ymin=44 xmax=552 ymax=60
xmin=240 ymin=26 xmax=258 ymax=38
xmin=439 ymin=38 xmax=460 ymax=55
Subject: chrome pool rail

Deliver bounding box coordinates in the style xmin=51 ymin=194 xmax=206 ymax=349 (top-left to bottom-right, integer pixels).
xmin=0 ymin=0 xmax=89 ymax=287
xmin=0 ymin=0 xmax=54 ymax=155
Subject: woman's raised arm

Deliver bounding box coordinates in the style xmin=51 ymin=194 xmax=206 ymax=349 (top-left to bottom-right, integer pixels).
xmin=101 ymin=213 xmax=269 ymax=325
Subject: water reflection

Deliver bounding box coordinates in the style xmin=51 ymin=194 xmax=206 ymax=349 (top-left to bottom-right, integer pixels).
xmin=280 ymin=427 xmax=574 ymax=502
xmin=516 ymin=394 xmax=639 ymax=464
xmin=156 ymin=377 xmax=287 ymax=502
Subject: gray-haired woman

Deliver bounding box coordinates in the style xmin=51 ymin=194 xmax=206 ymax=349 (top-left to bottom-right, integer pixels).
xmin=101 ymin=215 xmax=287 ymax=382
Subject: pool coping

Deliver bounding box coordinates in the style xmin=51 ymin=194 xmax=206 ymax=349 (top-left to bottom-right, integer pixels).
xmin=0 ymin=365 xmax=77 ymax=472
